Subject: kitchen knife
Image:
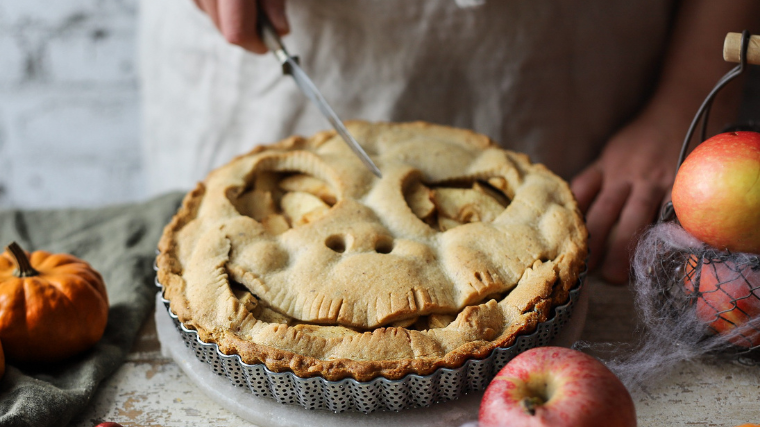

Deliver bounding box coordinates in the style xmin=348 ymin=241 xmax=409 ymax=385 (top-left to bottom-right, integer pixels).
xmin=258 ymin=12 xmax=382 ymax=178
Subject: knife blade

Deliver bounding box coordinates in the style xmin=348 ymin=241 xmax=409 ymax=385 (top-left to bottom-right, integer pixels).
xmin=259 ymin=13 xmax=382 ymax=178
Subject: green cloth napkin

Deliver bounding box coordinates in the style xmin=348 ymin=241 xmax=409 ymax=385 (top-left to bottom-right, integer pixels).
xmin=0 ymin=192 xmax=184 ymax=427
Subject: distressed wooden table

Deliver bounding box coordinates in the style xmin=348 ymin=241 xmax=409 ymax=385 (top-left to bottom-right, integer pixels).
xmin=69 ymin=277 xmax=760 ymax=427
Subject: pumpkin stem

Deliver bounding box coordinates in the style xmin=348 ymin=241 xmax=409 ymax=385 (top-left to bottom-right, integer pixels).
xmin=6 ymin=241 xmax=39 ymax=277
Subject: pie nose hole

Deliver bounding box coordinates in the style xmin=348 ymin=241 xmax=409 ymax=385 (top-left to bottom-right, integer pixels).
xmin=325 ymin=235 xmax=346 ymax=253
xmin=374 ymin=237 xmax=394 ymax=254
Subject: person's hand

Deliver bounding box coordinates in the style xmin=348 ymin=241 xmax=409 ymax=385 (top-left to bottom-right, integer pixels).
xmin=192 ymin=0 xmax=289 ymax=53
xmin=573 ymin=0 xmax=760 ymax=284
xmin=571 ymin=112 xmax=683 ymax=284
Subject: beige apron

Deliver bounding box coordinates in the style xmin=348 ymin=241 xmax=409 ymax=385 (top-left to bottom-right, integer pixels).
xmin=139 ymin=0 xmax=676 ymax=195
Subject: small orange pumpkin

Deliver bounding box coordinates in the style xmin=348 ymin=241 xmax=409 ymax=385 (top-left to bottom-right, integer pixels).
xmin=0 ymin=242 xmax=109 ymax=363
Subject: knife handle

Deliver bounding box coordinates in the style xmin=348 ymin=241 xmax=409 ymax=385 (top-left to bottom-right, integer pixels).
xmin=259 ymin=13 xmax=284 ymax=53
xmin=723 ymin=32 xmax=760 ymax=64
xmin=258 ymin=6 xmax=299 ymax=74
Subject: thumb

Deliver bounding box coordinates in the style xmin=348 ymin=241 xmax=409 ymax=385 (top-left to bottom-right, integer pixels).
xmin=260 ymin=0 xmax=289 ymax=35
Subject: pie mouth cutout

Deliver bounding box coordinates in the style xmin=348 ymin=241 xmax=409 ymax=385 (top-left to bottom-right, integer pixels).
xmin=227 ymin=277 xmax=509 ymax=332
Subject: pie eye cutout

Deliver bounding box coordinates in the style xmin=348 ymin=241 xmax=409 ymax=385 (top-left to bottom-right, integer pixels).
xmin=404 ymin=176 xmax=511 ymax=231
xmin=374 ymin=236 xmax=394 ymax=254
xmin=325 ymin=235 xmax=346 ymax=253
xmin=325 ymin=235 xmax=394 ymax=254
xmin=228 ymin=170 xmax=338 ymax=235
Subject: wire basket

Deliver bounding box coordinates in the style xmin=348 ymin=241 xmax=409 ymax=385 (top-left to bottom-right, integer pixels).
xmin=650 ymin=30 xmax=760 ymax=363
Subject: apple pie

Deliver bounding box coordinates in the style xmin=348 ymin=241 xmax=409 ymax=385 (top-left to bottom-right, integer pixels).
xmin=157 ymin=121 xmax=587 ymax=382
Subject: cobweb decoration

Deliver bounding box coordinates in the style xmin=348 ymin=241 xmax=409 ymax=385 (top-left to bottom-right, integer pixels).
xmin=576 ymin=222 xmax=760 ymax=392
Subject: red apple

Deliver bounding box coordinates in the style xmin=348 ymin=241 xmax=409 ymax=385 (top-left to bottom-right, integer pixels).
xmin=479 ymin=346 xmax=636 ymax=427
xmin=692 ymin=259 xmax=760 ymax=347
xmin=671 ymin=131 xmax=760 ymax=254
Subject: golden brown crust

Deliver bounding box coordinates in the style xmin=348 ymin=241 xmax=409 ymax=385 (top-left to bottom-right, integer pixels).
xmin=157 ymin=121 xmax=588 ymax=381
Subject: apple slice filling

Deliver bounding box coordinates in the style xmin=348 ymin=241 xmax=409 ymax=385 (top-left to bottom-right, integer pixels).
xmin=227 ymin=171 xmax=338 ymax=234
xmin=404 ymin=177 xmax=511 ymax=231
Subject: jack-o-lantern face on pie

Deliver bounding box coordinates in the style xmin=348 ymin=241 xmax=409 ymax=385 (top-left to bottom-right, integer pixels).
xmin=158 ymin=121 xmax=587 ymax=381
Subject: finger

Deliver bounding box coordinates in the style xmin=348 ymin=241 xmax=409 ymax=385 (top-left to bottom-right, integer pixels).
xmin=198 ymin=0 xmax=221 ymax=28
xmin=584 ymin=181 xmax=632 ymax=273
xmin=218 ymin=0 xmax=267 ymax=53
xmin=601 ymin=184 xmax=666 ymax=284
xmin=260 ymin=0 xmax=290 ymax=35
xmin=570 ymin=165 xmax=603 ymax=214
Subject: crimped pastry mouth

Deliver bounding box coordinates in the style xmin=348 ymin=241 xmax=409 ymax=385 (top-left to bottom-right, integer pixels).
xmin=157 ymin=121 xmax=588 ymax=381
xmin=227 ymin=276 xmax=513 ymax=332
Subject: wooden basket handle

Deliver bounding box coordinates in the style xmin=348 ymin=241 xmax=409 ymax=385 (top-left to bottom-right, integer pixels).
xmin=724 ymin=32 xmax=760 ymax=64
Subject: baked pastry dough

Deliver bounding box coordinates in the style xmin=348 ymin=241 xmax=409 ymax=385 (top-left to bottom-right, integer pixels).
xmin=157 ymin=121 xmax=587 ymax=381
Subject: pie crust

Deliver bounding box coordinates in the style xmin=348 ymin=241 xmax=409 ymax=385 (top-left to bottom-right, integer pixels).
xmin=157 ymin=121 xmax=588 ymax=382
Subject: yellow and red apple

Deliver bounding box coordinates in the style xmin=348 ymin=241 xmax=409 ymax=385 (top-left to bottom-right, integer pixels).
xmin=672 ymin=131 xmax=760 ymax=254
xmin=479 ymin=346 xmax=636 ymax=427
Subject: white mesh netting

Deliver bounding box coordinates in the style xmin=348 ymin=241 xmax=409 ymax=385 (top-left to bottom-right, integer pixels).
xmin=576 ymin=222 xmax=760 ymax=392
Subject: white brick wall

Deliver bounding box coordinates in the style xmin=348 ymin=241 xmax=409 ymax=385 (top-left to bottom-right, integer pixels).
xmin=0 ymin=0 xmax=143 ymax=209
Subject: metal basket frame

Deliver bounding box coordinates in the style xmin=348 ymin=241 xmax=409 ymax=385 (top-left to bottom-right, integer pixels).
xmin=653 ymin=29 xmax=760 ymax=362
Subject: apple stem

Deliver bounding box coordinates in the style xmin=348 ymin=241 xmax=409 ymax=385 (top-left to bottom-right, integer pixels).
xmin=521 ymin=396 xmax=545 ymax=416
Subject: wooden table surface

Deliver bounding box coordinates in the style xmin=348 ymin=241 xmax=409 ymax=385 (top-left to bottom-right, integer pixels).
xmin=68 ymin=277 xmax=760 ymax=427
